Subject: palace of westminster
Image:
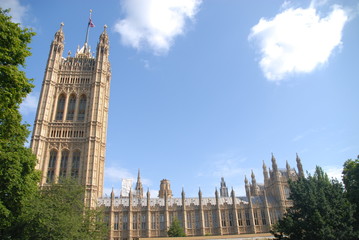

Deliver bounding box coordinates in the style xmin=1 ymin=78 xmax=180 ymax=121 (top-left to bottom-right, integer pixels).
xmin=30 ymin=23 xmax=305 ymax=240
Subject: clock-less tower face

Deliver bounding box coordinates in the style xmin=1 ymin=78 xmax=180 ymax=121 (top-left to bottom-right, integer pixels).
xmin=31 ymin=24 xmax=111 ymax=207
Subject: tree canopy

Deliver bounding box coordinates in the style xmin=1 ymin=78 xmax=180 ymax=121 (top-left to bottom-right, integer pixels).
xmin=17 ymin=178 xmax=108 ymax=240
xmin=0 ymin=8 xmax=39 ymax=237
xmin=272 ymin=166 xmax=357 ymax=240
xmin=343 ymin=156 xmax=359 ymax=232
xmin=167 ymin=217 xmax=186 ymax=237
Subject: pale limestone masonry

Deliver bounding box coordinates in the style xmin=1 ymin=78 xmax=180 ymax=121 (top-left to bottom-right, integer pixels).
xmin=32 ymin=24 xmax=303 ymax=240
xmin=31 ymin=23 xmax=111 ymax=207
xmin=99 ymin=154 xmax=304 ymax=240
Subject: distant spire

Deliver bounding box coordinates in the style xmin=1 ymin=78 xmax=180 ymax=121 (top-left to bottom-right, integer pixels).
xmin=244 ymin=175 xmax=249 ymax=185
xmin=135 ymin=169 xmax=143 ymax=198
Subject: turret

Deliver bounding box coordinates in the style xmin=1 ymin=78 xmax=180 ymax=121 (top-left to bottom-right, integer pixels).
xmin=286 ymin=160 xmax=292 ymax=179
xmin=158 ymin=179 xmax=173 ymax=198
xmin=96 ymin=25 xmax=109 ymax=65
xmin=296 ymin=153 xmax=304 ymax=178
xmin=245 ymin=175 xmax=250 ymax=198
xmin=251 ymin=170 xmax=259 ymax=196
xmin=271 ymin=153 xmax=278 ymax=173
xmin=46 ymin=23 xmax=64 ymax=71
xmin=263 ymin=160 xmax=269 ymax=185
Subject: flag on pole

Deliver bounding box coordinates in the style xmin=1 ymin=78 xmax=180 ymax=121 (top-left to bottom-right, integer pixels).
xmin=88 ymin=18 xmax=95 ymax=28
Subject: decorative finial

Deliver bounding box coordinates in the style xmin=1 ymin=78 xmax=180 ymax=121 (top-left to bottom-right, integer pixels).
xmin=104 ymin=24 xmax=108 ymax=31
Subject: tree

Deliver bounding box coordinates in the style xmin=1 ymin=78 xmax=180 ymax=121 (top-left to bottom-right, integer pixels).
xmin=167 ymin=217 xmax=186 ymax=237
xmin=271 ymin=166 xmax=357 ymax=240
xmin=343 ymin=156 xmax=359 ymax=232
xmin=18 ymin=178 xmax=108 ymax=240
xmin=0 ymin=8 xmax=39 ymax=237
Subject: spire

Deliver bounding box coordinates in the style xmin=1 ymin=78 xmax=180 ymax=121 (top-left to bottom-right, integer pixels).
xmin=181 ymin=187 xmax=185 ymax=198
xmin=135 ymin=169 xmax=143 ymax=198
xmin=286 ymin=160 xmax=291 ymax=173
xmin=110 ymin=187 xmax=115 ymax=199
xmin=251 ymin=170 xmax=257 ymax=185
xmin=220 ymin=177 xmax=229 ymax=197
xmin=263 ymin=160 xmax=269 ymax=184
xmin=244 ymin=175 xmax=249 ymax=185
xmin=271 ymin=153 xmax=278 ymax=172
xmin=296 ymin=153 xmax=304 ymax=177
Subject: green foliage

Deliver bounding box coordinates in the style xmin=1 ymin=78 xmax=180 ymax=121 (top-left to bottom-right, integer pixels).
xmin=18 ymin=178 xmax=108 ymax=240
xmin=0 ymin=8 xmax=39 ymax=237
xmin=272 ymin=166 xmax=357 ymax=240
xmin=167 ymin=217 xmax=186 ymax=237
xmin=343 ymin=156 xmax=359 ymax=231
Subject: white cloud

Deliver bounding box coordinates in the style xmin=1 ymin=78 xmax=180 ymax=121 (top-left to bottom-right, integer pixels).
xmin=324 ymin=165 xmax=342 ymax=181
xmin=198 ymin=152 xmax=248 ymax=178
xmin=105 ymin=166 xmax=152 ymax=186
xmin=20 ymin=92 xmax=38 ymax=115
xmin=106 ymin=166 xmax=135 ymax=183
xmin=0 ymin=0 xmax=28 ymax=23
xmin=249 ymin=3 xmax=349 ymax=81
xmin=114 ymin=0 xmax=202 ymax=55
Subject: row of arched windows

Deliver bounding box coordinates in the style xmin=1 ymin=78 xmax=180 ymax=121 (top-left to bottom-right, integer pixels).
xmin=55 ymin=94 xmax=87 ymax=121
xmin=46 ymin=149 xmax=81 ymax=183
xmin=59 ymin=77 xmax=90 ymax=84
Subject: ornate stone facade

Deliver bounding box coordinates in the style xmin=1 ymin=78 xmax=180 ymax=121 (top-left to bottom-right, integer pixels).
xmin=31 ymin=23 xmax=111 ymax=207
xmin=32 ymin=24 xmax=304 ymax=240
xmin=98 ymin=154 xmax=304 ymax=240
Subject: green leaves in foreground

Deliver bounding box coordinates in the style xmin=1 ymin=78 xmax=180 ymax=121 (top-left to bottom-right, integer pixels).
xmin=168 ymin=217 xmax=186 ymax=237
xmin=272 ymin=166 xmax=357 ymax=240
xmin=19 ymin=179 xmax=108 ymax=240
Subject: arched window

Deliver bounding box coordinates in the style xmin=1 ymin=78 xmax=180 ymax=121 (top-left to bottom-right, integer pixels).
xmin=47 ymin=150 xmax=57 ymax=183
xmin=77 ymin=95 xmax=86 ymax=121
xmin=66 ymin=94 xmax=76 ymax=120
xmin=55 ymin=94 xmax=66 ymax=120
xmin=59 ymin=150 xmax=69 ymax=178
xmin=71 ymin=150 xmax=80 ymax=178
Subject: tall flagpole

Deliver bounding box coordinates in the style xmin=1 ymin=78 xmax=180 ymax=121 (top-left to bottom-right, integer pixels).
xmin=84 ymin=9 xmax=92 ymax=51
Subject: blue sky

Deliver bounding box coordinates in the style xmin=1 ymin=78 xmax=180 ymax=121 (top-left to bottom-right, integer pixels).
xmin=2 ymin=0 xmax=359 ymax=198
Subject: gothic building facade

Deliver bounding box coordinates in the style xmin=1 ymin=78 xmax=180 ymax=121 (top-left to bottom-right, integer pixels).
xmin=31 ymin=23 xmax=111 ymax=207
xmin=98 ymin=154 xmax=304 ymax=240
xmin=31 ymin=24 xmax=304 ymax=240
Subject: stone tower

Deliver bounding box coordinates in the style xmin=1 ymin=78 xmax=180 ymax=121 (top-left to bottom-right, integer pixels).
xmin=30 ymin=22 xmax=111 ymax=207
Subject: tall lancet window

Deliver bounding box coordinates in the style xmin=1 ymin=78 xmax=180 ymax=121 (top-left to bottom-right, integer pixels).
xmin=47 ymin=150 xmax=57 ymax=183
xmin=55 ymin=94 xmax=66 ymax=120
xmin=77 ymin=95 xmax=86 ymax=121
xmin=66 ymin=94 xmax=76 ymax=120
xmin=71 ymin=150 xmax=80 ymax=178
xmin=59 ymin=150 xmax=69 ymax=178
